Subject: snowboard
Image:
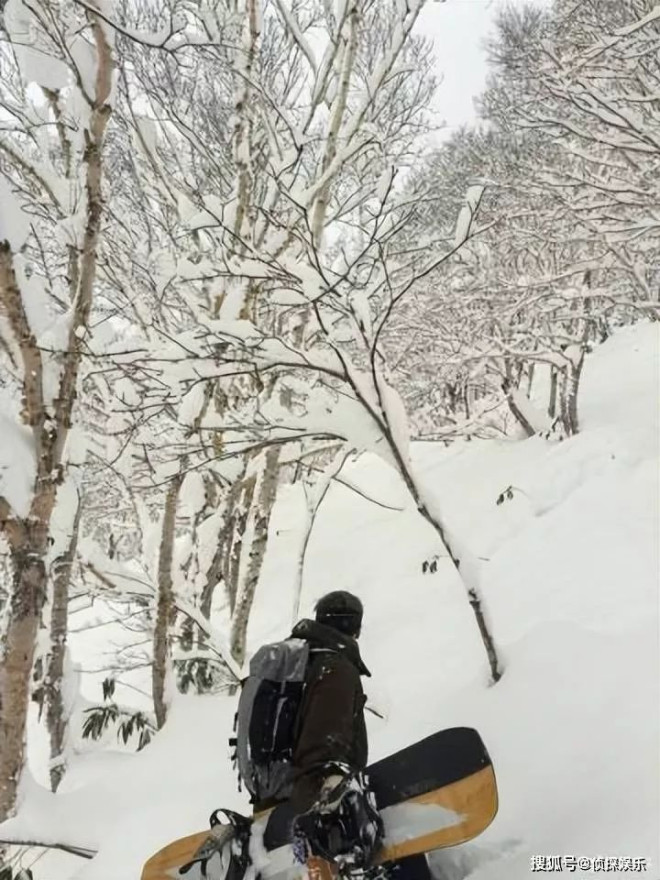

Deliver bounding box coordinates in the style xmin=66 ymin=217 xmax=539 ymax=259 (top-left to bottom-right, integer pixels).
xmin=141 ymin=727 xmax=497 ymax=880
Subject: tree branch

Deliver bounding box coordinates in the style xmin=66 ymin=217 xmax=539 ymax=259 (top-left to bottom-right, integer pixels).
xmin=0 ymin=241 xmax=46 ymax=458
xmin=0 ymin=837 xmax=96 ymax=859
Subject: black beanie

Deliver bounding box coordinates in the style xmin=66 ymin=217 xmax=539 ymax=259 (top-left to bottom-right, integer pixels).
xmin=315 ymin=590 xmax=363 ymax=637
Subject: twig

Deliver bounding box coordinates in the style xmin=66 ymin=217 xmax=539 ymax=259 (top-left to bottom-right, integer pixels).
xmin=365 ymin=705 xmax=385 ymax=720
xmin=0 ymin=838 xmax=96 ymax=859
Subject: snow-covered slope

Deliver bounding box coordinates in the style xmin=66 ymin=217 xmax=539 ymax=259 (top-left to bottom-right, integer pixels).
xmin=3 ymin=322 xmax=659 ymax=880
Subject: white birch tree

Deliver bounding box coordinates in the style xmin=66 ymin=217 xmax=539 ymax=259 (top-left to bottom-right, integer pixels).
xmin=0 ymin=0 xmax=114 ymax=818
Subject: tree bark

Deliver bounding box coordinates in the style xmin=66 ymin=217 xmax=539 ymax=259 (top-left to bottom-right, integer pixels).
xmin=199 ymin=470 xmax=246 ymax=620
xmin=567 ymin=356 xmax=584 ymax=435
xmin=502 ymin=378 xmax=536 ymax=438
xmin=561 ymin=350 xmax=586 ymax=436
xmin=225 ymin=474 xmax=257 ymax=615
xmin=310 ymin=3 xmax=359 ymax=248
xmin=195 ymin=475 xmax=245 ymax=659
xmin=526 ymin=363 xmax=535 ymax=396
xmin=153 ymin=468 xmax=185 ymax=730
xmin=548 ymin=367 xmax=558 ymax=419
xmin=44 ymin=496 xmax=83 ymax=792
xmin=229 ymin=446 xmax=281 ymax=665
xmin=0 ymin=533 xmax=48 ymax=820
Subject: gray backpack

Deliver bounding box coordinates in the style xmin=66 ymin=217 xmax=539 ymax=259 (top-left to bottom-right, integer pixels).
xmin=233 ymin=638 xmax=310 ymax=803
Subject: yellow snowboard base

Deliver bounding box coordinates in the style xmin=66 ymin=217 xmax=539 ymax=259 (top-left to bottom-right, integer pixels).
xmin=142 ymin=765 xmax=497 ymax=880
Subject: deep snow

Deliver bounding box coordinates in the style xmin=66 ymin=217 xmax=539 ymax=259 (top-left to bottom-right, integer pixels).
xmin=2 ymin=322 xmax=658 ymax=880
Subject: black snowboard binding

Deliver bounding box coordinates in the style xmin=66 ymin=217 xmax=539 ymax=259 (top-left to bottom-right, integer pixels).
xmin=293 ymin=772 xmax=384 ymax=872
xmin=179 ymin=809 xmax=251 ymax=880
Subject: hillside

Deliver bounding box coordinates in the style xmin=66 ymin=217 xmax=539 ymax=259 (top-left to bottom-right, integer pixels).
xmin=2 ymin=322 xmax=658 ymax=880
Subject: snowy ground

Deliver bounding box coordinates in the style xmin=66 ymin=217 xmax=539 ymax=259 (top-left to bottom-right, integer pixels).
xmin=2 ymin=322 xmax=658 ymax=880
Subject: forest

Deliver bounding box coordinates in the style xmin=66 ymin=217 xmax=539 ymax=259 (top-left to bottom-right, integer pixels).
xmin=0 ymin=1 xmax=658 ymax=878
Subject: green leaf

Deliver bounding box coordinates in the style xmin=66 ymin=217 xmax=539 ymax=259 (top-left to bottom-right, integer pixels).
xmin=82 ymin=703 xmax=119 ymax=741
xmin=102 ymin=677 xmax=116 ymax=702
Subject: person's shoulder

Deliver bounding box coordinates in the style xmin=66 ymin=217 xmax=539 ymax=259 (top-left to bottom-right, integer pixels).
xmin=309 ymin=647 xmax=352 ymax=672
xmin=312 ymin=648 xmax=362 ymax=686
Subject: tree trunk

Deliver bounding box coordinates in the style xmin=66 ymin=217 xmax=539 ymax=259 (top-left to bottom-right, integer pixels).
xmin=548 ymin=367 xmax=558 ymax=419
xmin=310 ymin=4 xmax=359 ymax=248
xmin=229 ymin=446 xmax=281 ymax=665
xmin=291 ymin=450 xmax=349 ymax=626
xmin=44 ymin=497 xmax=83 ymax=792
xmin=195 ymin=475 xmax=244 ymax=663
xmin=526 ymin=363 xmax=535 ymax=397
xmin=0 ymin=5 xmax=113 ymax=822
xmin=463 ymin=384 xmax=472 ymax=440
xmin=403 ymin=470 xmax=502 ymax=683
xmin=410 ymin=490 xmax=501 ymax=682
xmin=198 ymin=469 xmax=245 ymax=620
xmin=562 ymin=350 xmax=586 ymax=436
xmin=153 ymin=468 xmax=185 ymax=730
xmin=502 ymin=378 xmax=536 ymax=438
xmin=358 ymin=375 xmax=503 ymax=684
xmin=225 ymin=474 xmax=257 ymax=615
xmin=0 ymin=534 xmax=48 ymax=820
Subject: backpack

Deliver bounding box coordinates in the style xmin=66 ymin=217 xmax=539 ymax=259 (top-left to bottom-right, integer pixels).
xmin=232 ymin=638 xmax=310 ymax=804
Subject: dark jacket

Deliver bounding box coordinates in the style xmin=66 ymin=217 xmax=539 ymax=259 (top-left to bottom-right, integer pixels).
xmin=289 ymin=619 xmax=370 ymax=809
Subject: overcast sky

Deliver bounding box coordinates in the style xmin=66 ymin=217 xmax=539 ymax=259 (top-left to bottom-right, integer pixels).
xmin=416 ymin=0 xmax=552 ymax=136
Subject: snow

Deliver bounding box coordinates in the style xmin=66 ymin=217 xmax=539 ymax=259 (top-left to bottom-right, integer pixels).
xmin=1 ymin=695 xmax=245 ymax=876
xmin=135 ymin=117 xmax=158 ymax=158
xmin=375 ymin=168 xmax=395 ymax=205
xmin=452 ymin=186 xmax=484 ymax=249
xmin=69 ymin=32 xmax=98 ymax=100
xmin=179 ymin=384 xmax=209 ymax=428
xmin=14 ymin=45 xmax=70 ymax=90
xmin=3 ymin=0 xmax=68 ymax=90
xmin=0 ymin=177 xmax=31 ymax=251
xmin=381 ymin=802 xmax=462 ymax=841
xmin=3 ymin=323 xmax=659 ymax=880
xmin=507 ymin=387 xmax=553 ymax=435
xmin=0 ymin=391 xmax=36 ymax=518
xmin=274 ymin=0 xmax=318 ymax=75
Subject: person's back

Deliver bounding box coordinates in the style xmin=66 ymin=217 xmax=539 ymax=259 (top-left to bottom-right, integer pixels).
xmin=287 ymin=593 xmax=370 ymax=813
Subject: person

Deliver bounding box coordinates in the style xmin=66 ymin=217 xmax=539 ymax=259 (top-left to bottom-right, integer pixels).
xmin=258 ymin=590 xmax=369 ymax=851
xmin=262 ymin=591 xmax=432 ymax=880
xmin=288 ymin=590 xmax=370 ymax=814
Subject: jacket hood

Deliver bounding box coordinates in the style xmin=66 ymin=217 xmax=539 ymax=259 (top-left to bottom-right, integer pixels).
xmin=291 ymin=618 xmax=371 ymax=677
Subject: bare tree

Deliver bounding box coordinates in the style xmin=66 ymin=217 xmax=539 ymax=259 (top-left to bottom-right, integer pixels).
xmin=86 ymin=0 xmax=444 ymax=670
xmin=385 ymin=1 xmax=660 ymax=446
xmin=0 ymin=0 xmax=114 ymax=819
xmin=152 ymin=462 xmax=186 ymax=728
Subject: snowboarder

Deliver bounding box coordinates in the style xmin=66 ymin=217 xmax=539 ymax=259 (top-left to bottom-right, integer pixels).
xmin=257 ymin=591 xmax=433 ymax=879
xmin=251 ymin=590 xmax=374 ymax=857
xmin=282 ymin=590 xmax=370 ymax=816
